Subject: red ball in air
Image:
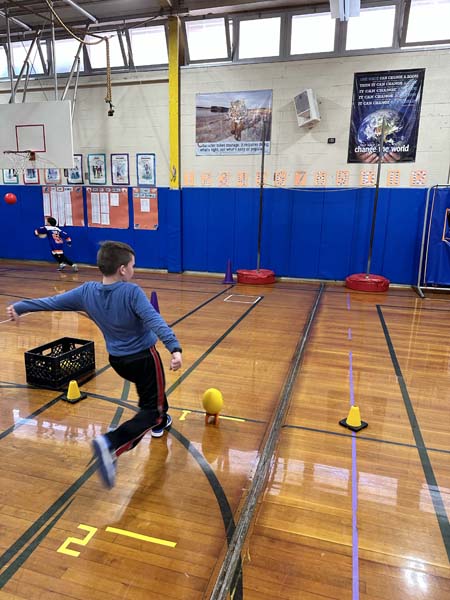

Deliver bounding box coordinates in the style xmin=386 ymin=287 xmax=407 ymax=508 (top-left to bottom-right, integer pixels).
xmin=4 ymin=192 xmax=17 ymax=205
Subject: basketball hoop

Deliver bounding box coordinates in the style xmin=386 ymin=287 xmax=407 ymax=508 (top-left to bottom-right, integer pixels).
xmin=3 ymin=150 xmax=58 ymax=175
xmin=3 ymin=150 xmax=37 ymax=175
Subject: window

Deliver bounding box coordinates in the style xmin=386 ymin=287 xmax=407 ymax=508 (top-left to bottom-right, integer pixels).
xmin=405 ymin=0 xmax=450 ymax=43
xmin=239 ymin=17 xmax=281 ymax=59
xmin=54 ymin=38 xmax=84 ymax=73
xmin=185 ymin=18 xmax=229 ymax=61
xmin=11 ymin=40 xmax=44 ymax=75
xmin=129 ymin=26 xmax=168 ymax=65
xmin=346 ymin=6 xmax=396 ymax=50
xmin=86 ymin=31 xmax=126 ymax=68
xmin=0 ymin=46 xmax=8 ymax=78
xmin=291 ymin=13 xmax=336 ymax=54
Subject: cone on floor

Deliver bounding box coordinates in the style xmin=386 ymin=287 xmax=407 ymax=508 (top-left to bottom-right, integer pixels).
xmin=150 ymin=291 xmax=160 ymax=313
xmin=339 ymin=405 xmax=368 ymax=432
xmin=222 ymin=259 xmax=234 ymax=284
xmin=62 ymin=380 xmax=87 ymax=404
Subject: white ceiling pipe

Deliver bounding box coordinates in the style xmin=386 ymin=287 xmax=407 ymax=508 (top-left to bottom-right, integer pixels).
xmin=62 ymin=0 xmax=98 ymax=24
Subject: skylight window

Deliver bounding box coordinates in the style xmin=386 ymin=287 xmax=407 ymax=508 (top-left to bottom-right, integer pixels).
xmin=291 ymin=13 xmax=336 ymax=54
xmin=86 ymin=31 xmax=125 ymax=68
xmin=239 ymin=17 xmax=281 ymax=59
xmin=11 ymin=40 xmax=44 ymax=75
xmin=346 ymin=6 xmax=396 ymax=50
xmin=54 ymin=38 xmax=84 ymax=73
xmin=129 ymin=26 xmax=168 ymax=65
xmin=185 ymin=18 xmax=229 ymax=61
xmin=0 ymin=46 xmax=8 ymax=78
xmin=405 ymin=0 xmax=450 ymax=43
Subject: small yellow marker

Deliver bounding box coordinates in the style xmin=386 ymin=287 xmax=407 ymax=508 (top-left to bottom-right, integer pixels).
xmin=179 ymin=410 xmax=191 ymax=421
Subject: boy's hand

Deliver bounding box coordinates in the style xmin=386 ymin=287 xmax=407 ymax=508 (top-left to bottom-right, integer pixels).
xmin=170 ymin=351 xmax=182 ymax=371
xmin=6 ymin=305 xmax=20 ymax=323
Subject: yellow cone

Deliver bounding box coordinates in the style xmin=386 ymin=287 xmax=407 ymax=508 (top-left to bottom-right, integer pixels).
xmin=67 ymin=380 xmax=81 ymax=400
xmin=339 ymin=405 xmax=368 ymax=431
xmin=62 ymin=380 xmax=87 ymax=403
xmin=346 ymin=406 xmax=362 ymax=427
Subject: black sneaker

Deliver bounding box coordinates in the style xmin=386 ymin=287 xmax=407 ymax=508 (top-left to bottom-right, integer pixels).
xmin=92 ymin=435 xmax=116 ymax=488
xmin=151 ymin=414 xmax=172 ymax=438
xmin=57 ymin=263 xmax=67 ymax=271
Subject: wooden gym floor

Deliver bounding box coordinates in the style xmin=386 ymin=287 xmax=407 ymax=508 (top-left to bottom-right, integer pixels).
xmin=0 ymin=259 xmax=449 ymax=599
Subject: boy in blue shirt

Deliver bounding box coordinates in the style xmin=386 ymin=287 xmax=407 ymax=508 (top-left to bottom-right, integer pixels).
xmin=7 ymin=241 xmax=183 ymax=489
xmin=35 ymin=217 xmax=78 ymax=272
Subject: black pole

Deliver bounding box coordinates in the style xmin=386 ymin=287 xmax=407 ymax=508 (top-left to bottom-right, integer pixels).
xmin=366 ymin=118 xmax=386 ymax=276
xmin=256 ymin=119 xmax=266 ymax=271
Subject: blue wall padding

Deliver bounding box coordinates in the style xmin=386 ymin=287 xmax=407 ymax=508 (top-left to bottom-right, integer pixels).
xmin=0 ymin=184 xmax=427 ymax=284
xmin=166 ymin=189 xmax=182 ymax=272
xmin=182 ymin=187 xmax=260 ymax=273
xmin=182 ymin=186 xmax=426 ymax=283
xmin=423 ymin=187 xmax=450 ymax=285
xmin=0 ymin=185 xmax=169 ymax=269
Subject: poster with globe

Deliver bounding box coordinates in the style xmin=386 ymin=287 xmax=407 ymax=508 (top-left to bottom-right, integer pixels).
xmin=348 ymin=69 xmax=425 ymax=163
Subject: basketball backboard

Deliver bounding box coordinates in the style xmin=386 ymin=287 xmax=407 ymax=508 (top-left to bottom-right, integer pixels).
xmin=0 ymin=100 xmax=74 ymax=169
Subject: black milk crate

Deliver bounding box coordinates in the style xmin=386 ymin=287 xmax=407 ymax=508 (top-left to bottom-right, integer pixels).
xmin=25 ymin=337 xmax=95 ymax=390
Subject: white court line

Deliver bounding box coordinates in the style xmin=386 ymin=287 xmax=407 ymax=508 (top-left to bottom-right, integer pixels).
xmin=0 ymin=312 xmax=29 ymax=325
xmin=224 ymin=294 xmax=261 ymax=305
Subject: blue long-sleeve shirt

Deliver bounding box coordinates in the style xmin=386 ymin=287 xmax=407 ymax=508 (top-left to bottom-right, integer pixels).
xmin=13 ymin=282 xmax=181 ymax=357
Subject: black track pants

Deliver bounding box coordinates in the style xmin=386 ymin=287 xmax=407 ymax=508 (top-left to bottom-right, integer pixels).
xmin=106 ymin=346 xmax=168 ymax=456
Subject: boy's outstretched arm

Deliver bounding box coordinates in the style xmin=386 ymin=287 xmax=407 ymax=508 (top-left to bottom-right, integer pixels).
xmin=7 ymin=286 xmax=85 ymax=320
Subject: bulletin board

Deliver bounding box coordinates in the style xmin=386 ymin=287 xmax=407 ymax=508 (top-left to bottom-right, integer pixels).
xmin=86 ymin=187 xmax=129 ymax=229
xmin=132 ymin=187 xmax=159 ymax=230
xmin=42 ymin=186 xmax=84 ymax=227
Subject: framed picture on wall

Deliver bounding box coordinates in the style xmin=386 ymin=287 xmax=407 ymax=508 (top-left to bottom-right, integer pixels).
xmin=111 ymin=153 xmax=130 ymax=185
xmin=88 ymin=153 xmax=107 ymax=185
xmin=136 ymin=153 xmax=156 ymax=186
xmin=3 ymin=168 xmax=19 ymax=184
xmin=67 ymin=154 xmax=83 ymax=184
xmin=45 ymin=168 xmax=61 ymax=184
xmin=23 ymin=168 xmax=40 ymax=184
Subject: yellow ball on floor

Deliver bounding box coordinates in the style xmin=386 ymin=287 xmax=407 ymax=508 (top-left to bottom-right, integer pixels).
xmin=202 ymin=388 xmax=223 ymax=415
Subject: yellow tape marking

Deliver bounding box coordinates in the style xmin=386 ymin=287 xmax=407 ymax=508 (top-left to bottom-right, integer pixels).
xmin=106 ymin=526 xmax=176 ymax=548
xmin=179 ymin=410 xmax=191 ymax=421
xmin=57 ymin=524 xmax=98 ymax=557
xmin=219 ymin=415 xmax=246 ymax=423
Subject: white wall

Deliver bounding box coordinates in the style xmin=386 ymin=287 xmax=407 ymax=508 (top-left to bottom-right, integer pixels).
xmin=1 ymin=47 xmax=449 ymax=188
xmin=180 ymin=49 xmax=450 ymax=188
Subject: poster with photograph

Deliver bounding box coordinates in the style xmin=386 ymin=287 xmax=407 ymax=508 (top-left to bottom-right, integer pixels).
xmin=195 ymin=89 xmax=273 ymax=155
xmin=111 ymin=153 xmax=130 ymax=185
xmin=23 ymin=168 xmax=40 ymax=184
xmin=88 ymin=153 xmax=107 ymax=185
xmin=348 ymin=69 xmax=425 ymax=163
xmin=68 ymin=154 xmax=83 ymax=184
xmin=45 ymin=168 xmax=61 ymax=184
xmin=136 ymin=154 xmax=156 ymax=185
xmin=3 ymin=168 xmax=19 ymax=184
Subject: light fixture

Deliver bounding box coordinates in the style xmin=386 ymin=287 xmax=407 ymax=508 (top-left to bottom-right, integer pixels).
xmin=0 ymin=10 xmax=32 ymax=31
xmin=62 ymin=0 xmax=98 ymax=24
xmin=330 ymin=0 xmax=360 ymax=21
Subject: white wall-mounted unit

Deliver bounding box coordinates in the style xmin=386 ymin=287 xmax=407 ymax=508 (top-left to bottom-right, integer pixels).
xmin=293 ymin=88 xmax=321 ymax=128
xmin=329 ymin=0 xmax=360 ymax=21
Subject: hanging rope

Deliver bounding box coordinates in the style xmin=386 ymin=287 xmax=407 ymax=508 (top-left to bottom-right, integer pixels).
xmin=104 ymin=36 xmax=114 ymax=115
